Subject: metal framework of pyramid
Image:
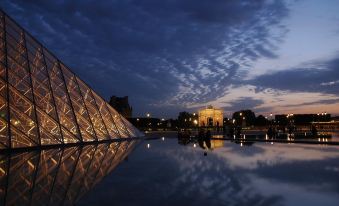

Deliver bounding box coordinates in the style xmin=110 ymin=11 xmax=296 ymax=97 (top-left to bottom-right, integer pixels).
xmin=0 ymin=141 xmax=136 ymax=205
xmin=0 ymin=10 xmax=142 ymax=149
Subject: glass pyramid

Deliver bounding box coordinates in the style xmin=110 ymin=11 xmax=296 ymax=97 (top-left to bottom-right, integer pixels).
xmin=0 ymin=141 xmax=136 ymax=205
xmin=0 ymin=10 xmax=142 ymax=149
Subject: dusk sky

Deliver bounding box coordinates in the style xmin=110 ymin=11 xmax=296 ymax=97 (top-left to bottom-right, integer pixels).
xmin=2 ymin=0 xmax=339 ymax=118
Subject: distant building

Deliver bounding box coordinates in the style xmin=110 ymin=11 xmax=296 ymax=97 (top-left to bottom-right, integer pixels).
xmin=198 ymin=106 xmax=223 ymax=127
xmin=109 ymin=96 xmax=132 ymax=118
xmin=128 ymin=117 xmax=177 ymax=131
xmin=275 ymin=113 xmax=331 ymax=125
xmin=312 ymin=121 xmax=339 ymax=131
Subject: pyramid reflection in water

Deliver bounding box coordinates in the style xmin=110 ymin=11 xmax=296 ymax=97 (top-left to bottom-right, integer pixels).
xmin=0 ymin=140 xmax=137 ymax=205
xmin=0 ymin=10 xmax=142 ymax=149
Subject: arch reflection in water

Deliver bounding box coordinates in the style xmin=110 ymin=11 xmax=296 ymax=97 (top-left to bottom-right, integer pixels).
xmin=0 ymin=140 xmax=137 ymax=205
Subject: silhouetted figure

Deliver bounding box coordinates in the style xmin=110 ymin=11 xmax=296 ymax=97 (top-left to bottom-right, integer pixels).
xmin=205 ymin=130 xmax=211 ymax=149
xmin=198 ymin=128 xmax=205 ymax=140
xmin=311 ymin=125 xmax=318 ymax=136
xmin=267 ymin=126 xmax=274 ymax=138
xmin=229 ymin=126 xmax=235 ymax=137
xmin=198 ymin=129 xmax=211 ymax=153
xmin=198 ymin=128 xmax=206 ymax=149
xmin=268 ymin=125 xmax=277 ymax=138
xmin=177 ymin=130 xmax=182 ymax=139
xmin=185 ymin=130 xmax=191 ymax=139
xmin=205 ymin=130 xmax=211 ymax=139
xmin=288 ymin=125 xmax=294 ymax=135
xmin=235 ymin=126 xmax=241 ymax=138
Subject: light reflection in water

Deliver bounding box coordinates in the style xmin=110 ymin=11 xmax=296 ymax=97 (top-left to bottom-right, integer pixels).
xmin=0 ymin=140 xmax=137 ymax=206
xmin=79 ymin=133 xmax=339 ymax=206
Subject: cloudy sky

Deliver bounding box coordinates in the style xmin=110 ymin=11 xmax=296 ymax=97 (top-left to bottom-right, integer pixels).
xmin=2 ymin=0 xmax=339 ymax=118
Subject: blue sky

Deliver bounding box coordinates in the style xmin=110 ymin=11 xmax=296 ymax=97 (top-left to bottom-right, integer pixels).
xmin=2 ymin=0 xmax=339 ymax=118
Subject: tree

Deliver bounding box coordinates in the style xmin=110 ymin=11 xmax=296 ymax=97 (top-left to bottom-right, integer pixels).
xmin=178 ymin=111 xmax=194 ymax=128
xmin=232 ymin=110 xmax=256 ymax=126
xmin=255 ymin=115 xmax=268 ymax=126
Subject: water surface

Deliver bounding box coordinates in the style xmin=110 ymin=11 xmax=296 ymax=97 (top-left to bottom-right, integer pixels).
xmin=78 ymin=132 xmax=339 ymax=206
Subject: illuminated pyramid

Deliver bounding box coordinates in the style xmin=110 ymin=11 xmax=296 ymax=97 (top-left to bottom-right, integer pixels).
xmin=0 ymin=10 xmax=142 ymax=149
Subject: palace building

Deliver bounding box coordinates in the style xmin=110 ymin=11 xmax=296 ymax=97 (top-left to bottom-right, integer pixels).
xmin=198 ymin=106 xmax=223 ymax=127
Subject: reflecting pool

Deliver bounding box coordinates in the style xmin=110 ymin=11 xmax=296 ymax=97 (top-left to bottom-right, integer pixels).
xmin=1 ymin=132 xmax=339 ymax=206
xmin=0 ymin=140 xmax=136 ymax=206
xmin=79 ymin=132 xmax=339 ymax=206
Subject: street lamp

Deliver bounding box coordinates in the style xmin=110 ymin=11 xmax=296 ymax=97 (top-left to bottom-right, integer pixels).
xmin=146 ymin=113 xmax=150 ymax=118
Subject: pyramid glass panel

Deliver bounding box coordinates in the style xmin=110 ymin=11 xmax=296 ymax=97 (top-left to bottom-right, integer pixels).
xmin=0 ymin=10 xmax=142 ymax=149
xmin=92 ymin=92 xmax=121 ymax=138
xmin=107 ymin=105 xmax=130 ymax=138
xmin=0 ymin=140 xmax=137 ymax=205
xmin=0 ymin=78 xmax=8 ymax=148
xmin=77 ymin=78 xmax=110 ymax=141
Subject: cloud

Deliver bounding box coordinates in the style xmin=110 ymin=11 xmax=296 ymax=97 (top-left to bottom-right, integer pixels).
xmin=189 ymin=84 xmax=339 ymax=115
xmin=248 ymin=57 xmax=339 ymax=95
xmin=221 ymin=97 xmax=264 ymax=112
xmin=1 ymin=0 xmax=290 ymax=116
xmin=79 ymin=140 xmax=284 ymax=206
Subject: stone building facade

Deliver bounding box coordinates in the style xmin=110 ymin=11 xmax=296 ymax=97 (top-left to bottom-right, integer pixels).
xmin=198 ymin=106 xmax=223 ymax=127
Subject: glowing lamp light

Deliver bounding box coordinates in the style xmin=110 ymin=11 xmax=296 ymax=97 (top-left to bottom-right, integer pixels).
xmin=147 ymin=143 xmax=150 ymax=149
